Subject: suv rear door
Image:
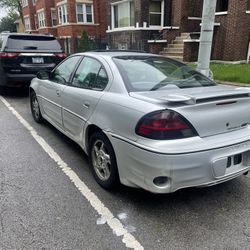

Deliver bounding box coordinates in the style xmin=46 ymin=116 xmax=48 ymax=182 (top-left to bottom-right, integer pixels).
xmin=1 ymin=35 xmax=66 ymax=76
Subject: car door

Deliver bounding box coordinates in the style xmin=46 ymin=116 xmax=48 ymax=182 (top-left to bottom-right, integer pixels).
xmin=61 ymin=56 xmax=109 ymax=143
xmin=39 ymin=56 xmax=81 ymax=128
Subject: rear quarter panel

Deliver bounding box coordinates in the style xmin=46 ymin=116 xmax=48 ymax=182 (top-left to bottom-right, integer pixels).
xmin=88 ymin=92 xmax=161 ymax=142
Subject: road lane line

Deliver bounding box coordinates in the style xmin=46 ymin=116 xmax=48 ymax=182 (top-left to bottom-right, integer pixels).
xmin=0 ymin=96 xmax=144 ymax=250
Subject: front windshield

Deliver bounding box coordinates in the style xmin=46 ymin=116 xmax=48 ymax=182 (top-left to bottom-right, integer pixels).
xmin=113 ymin=56 xmax=216 ymax=92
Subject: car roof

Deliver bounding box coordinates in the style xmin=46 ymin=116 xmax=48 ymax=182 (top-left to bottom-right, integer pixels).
xmin=77 ymin=50 xmax=162 ymax=59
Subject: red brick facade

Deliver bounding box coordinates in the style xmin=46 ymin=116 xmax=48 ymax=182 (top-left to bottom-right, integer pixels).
xmin=22 ymin=0 xmax=250 ymax=61
xmin=22 ymin=0 xmax=107 ymax=53
xmin=213 ymin=0 xmax=250 ymax=61
xmin=106 ymin=0 xmax=250 ymax=62
xmin=22 ymin=0 xmax=36 ymax=31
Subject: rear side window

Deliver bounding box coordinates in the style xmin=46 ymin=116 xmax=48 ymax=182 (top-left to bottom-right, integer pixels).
xmin=72 ymin=57 xmax=108 ymax=90
xmin=6 ymin=35 xmax=62 ymax=51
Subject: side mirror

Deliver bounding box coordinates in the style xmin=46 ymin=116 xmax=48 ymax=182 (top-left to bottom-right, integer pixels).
xmin=37 ymin=70 xmax=50 ymax=80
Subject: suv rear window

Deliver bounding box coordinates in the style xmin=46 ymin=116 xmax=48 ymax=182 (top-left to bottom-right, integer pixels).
xmin=6 ymin=35 xmax=62 ymax=51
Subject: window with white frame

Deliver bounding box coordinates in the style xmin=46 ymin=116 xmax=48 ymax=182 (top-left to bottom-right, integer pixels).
xmin=76 ymin=3 xmax=94 ymax=23
xmin=51 ymin=9 xmax=57 ymax=26
xmin=112 ymin=1 xmax=134 ymax=28
xmin=34 ymin=14 xmax=38 ymax=29
xmin=32 ymin=0 xmax=37 ymax=5
xmin=58 ymin=4 xmax=68 ymax=24
xmin=38 ymin=11 xmax=46 ymax=28
xmin=22 ymin=0 xmax=28 ymax=7
xmin=149 ymin=0 xmax=163 ymax=27
xmin=63 ymin=38 xmax=71 ymax=54
xmin=24 ymin=16 xmax=31 ymax=30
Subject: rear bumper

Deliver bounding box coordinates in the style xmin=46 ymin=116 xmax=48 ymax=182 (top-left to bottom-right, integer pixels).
xmin=0 ymin=65 xmax=55 ymax=87
xmin=110 ymin=135 xmax=250 ymax=193
xmin=6 ymin=73 xmax=36 ymax=85
xmin=0 ymin=73 xmax=36 ymax=87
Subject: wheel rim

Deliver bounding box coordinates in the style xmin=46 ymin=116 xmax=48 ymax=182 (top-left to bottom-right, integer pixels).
xmin=32 ymin=95 xmax=40 ymax=119
xmin=91 ymin=140 xmax=111 ymax=181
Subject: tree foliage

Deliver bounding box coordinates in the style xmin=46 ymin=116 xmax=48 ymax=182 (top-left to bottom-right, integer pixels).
xmin=0 ymin=0 xmax=23 ymax=23
xmin=78 ymin=29 xmax=98 ymax=52
xmin=0 ymin=12 xmax=18 ymax=32
xmin=78 ymin=30 xmax=90 ymax=52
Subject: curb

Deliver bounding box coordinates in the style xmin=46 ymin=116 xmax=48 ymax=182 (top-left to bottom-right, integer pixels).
xmin=217 ymin=81 xmax=250 ymax=87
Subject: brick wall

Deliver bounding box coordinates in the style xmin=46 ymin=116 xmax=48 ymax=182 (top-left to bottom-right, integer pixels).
xmin=211 ymin=0 xmax=250 ymax=61
xmin=222 ymin=0 xmax=250 ymax=60
xmin=183 ymin=41 xmax=199 ymax=62
xmin=148 ymin=42 xmax=168 ymax=54
xmin=22 ymin=0 xmax=107 ymax=53
xmin=23 ymin=0 xmax=36 ymax=31
xmin=183 ymin=0 xmax=250 ymax=61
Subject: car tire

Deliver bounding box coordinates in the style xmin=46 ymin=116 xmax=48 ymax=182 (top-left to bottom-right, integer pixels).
xmin=89 ymin=132 xmax=119 ymax=189
xmin=30 ymin=91 xmax=43 ymax=123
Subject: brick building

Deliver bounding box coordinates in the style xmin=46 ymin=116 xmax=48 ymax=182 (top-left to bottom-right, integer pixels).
xmin=21 ymin=0 xmax=107 ymax=54
xmin=106 ymin=0 xmax=250 ymax=62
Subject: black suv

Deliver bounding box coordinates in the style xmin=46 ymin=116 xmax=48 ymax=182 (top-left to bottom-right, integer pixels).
xmin=0 ymin=33 xmax=67 ymax=90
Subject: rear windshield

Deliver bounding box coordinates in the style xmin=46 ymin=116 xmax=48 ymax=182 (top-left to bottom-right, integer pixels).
xmin=113 ymin=56 xmax=216 ymax=92
xmin=6 ymin=35 xmax=62 ymax=51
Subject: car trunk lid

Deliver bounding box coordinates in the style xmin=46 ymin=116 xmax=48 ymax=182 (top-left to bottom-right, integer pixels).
xmin=130 ymin=85 xmax=250 ymax=138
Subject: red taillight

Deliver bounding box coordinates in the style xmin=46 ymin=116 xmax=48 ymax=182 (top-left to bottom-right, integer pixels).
xmin=54 ymin=53 xmax=67 ymax=59
xmin=136 ymin=110 xmax=197 ymax=140
xmin=0 ymin=52 xmax=19 ymax=58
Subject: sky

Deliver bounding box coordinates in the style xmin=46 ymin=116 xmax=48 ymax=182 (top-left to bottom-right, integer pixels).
xmin=0 ymin=7 xmax=7 ymax=20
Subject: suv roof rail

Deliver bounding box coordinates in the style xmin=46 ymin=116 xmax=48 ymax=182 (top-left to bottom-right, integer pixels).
xmin=2 ymin=32 xmax=54 ymax=37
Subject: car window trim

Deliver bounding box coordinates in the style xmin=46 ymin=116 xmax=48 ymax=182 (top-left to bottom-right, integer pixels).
xmin=50 ymin=55 xmax=83 ymax=85
xmin=69 ymin=56 xmax=109 ymax=91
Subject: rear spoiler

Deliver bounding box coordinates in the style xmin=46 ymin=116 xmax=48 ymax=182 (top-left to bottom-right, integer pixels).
xmin=160 ymin=88 xmax=250 ymax=105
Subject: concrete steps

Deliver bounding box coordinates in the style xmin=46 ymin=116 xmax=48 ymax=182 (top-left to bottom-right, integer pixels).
xmin=160 ymin=32 xmax=190 ymax=61
xmin=163 ymin=48 xmax=184 ymax=53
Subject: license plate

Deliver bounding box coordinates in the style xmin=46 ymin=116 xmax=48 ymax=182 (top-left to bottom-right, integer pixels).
xmin=32 ymin=57 xmax=44 ymax=64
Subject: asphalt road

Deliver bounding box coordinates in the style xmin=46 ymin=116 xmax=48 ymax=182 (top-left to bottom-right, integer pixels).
xmin=1 ymin=90 xmax=250 ymax=250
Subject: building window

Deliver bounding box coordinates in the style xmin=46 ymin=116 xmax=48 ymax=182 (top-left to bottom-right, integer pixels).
xmin=247 ymin=0 xmax=250 ymax=10
xmin=22 ymin=0 xmax=28 ymax=7
xmin=51 ymin=9 xmax=57 ymax=26
xmin=38 ymin=11 xmax=46 ymax=28
xmin=32 ymin=0 xmax=37 ymax=5
xmin=64 ymin=38 xmax=71 ymax=54
xmin=216 ymin=0 xmax=229 ymax=12
xmin=34 ymin=14 xmax=38 ymax=29
xmin=149 ymin=0 xmax=164 ymax=26
xmin=24 ymin=16 xmax=31 ymax=30
xmin=76 ymin=4 xmax=94 ymax=23
xmin=58 ymin=4 xmax=68 ymax=24
xmin=112 ymin=1 xmax=134 ymax=28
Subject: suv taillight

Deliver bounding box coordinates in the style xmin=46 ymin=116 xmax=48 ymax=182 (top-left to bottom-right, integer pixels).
xmin=136 ymin=110 xmax=198 ymax=140
xmin=54 ymin=53 xmax=67 ymax=59
xmin=0 ymin=52 xmax=19 ymax=58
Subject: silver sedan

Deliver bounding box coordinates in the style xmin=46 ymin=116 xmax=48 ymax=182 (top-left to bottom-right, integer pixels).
xmin=30 ymin=51 xmax=250 ymax=193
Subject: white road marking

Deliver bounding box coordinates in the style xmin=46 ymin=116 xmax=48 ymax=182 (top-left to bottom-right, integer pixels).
xmin=118 ymin=213 xmax=128 ymax=221
xmin=0 ymin=96 xmax=144 ymax=250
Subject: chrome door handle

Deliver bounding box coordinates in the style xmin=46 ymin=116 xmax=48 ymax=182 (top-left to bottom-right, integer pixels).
xmin=83 ymin=101 xmax=90 ymax=109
